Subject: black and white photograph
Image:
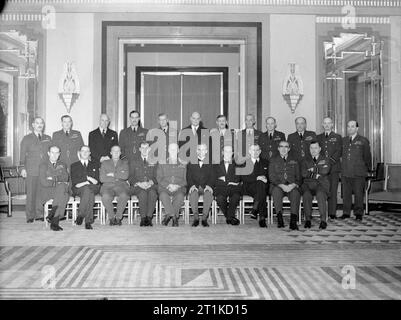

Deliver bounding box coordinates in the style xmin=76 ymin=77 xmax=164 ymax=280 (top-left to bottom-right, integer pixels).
xmin=0 ymin=0 xmax=401 ymax=307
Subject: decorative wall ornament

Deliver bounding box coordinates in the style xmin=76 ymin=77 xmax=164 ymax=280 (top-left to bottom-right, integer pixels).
xmin=282 ymin=63 xmax=304 ymax=113
xmin=58 ymin=61 xmax=80 ymax=113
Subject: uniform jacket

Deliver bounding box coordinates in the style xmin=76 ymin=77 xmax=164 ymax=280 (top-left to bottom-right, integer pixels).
xmin=19 ymin=132 xmax=52 ymax=176
xmin=70 ymin=160 xmax=100 ymax=188
xmin=99 ymin=159 xmax=130 ymax=188
xmin=129 ymin=158 xmax=158 ymax=189
xmin=213 ymin=160 xmax=242 ymax=194
xmin=149 ymin=125 xmax=178 ymax=160
xmin=52 ymin=129 xmax=84 ymax=168
xmin=237 ymin=129 xmax=263 ymax=159
xmin=287 ymin=130 xmax=317 ymax=162
xmin=88 ymin=128 xmax=118 ymax=163
xmin=259 ymin=130 xmax=286 ymax=161
xmin=38 ymin=160 xmax=69 ymax=189
xmin=119 ymin=126 xmax=149 ymax=163
xmin=268 ymin=155 xmax=301 ymax=186
xmin=156 ymin=161 xmax=187 ymax=194
xmin=209 ymin=128 xmax=236 ymax=164
xmin=186 ymin=161 xmax=215 ymax=190
xmin=301 ymin=154 xmax=331 ymax=193
xmin=341 ymin=134 xmax=372 ymax=178
xmin=317 ymin=131 xmax=342 ymax=172
xmin=241 ymin=157 xmax=269 ymax=186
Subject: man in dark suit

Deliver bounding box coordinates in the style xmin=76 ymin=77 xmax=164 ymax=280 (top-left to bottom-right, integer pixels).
xmin=71 ymin=145 xmax=100 ymax=229
xmin=20 ymin=117 xmax=52 ymax=223
xmin=237 ymin=114 xmax=262 ymax=161
xmin=119 ymin=110 xmax=148 ymax=165
xmin=301 ymin=140 xmax=331 ymax=229
xmin=187 ymin=143 xmax=214 ymax=227
xmin=213 ymin=145 xmax=241 ymax=225
xmin=38 ymin=145 xmax=70 ymax=231
xmin=241 ymin=144 xmax=269 ymax=228
xmin=269 ymin=140 xmax=301 ymax=230
xmin=259 ymin=117 xmax=286 ymax=161
xmin=179 ymin=111 xmax=208 ymax=163
xmin=287 ymin=117 xmax=316 ymax=163
xmin=51 ymin=115 xmax=84 ymax=168
xmin=129 ymin=142 xmax=158 ymax=227
xmin=149 ymin=113 xmax=178 ymax=162
xmin=317 ymin=117 xmax=342 ymax=219
xmin=88 ymin=113 xmax=118 ymax=164
xmin=99 ymin=145 xmax=130 ymax=226
xmin=341 ymin=120 xmax=372 ymax=221
xmin=209 ymin=115 xmax=236 ymax=165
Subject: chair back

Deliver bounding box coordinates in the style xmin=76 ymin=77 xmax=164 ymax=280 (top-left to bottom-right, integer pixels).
xmin=375 ymin=162 xmax=385 ymax=180
xmin=385 ymin=164 xmax=401 ymax=191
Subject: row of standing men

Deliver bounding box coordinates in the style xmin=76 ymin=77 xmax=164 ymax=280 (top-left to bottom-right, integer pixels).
xmin=19 ymin=111 xmax=371 ymax=231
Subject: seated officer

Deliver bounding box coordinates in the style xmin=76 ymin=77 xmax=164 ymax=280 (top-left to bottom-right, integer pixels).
xmin=300 ymin=140 xmax=331 ymax=230
xmin=38 ymin=145 xmax=70 ymax=231
xmin=71 ymin=145 xmax=100 ymax=230
xmin=157 ymin=143 xmax=187 ymax=227
xmin=129 ymin=142 xmax=158 ymax=227
xmin=213 ymin=145 xmax=241 ymax=226
xmin=241 ymin=144 xmax=269 ymax=228
xmin=100 ymin=145 xmax=130 ymax=226
xmin=187 ymin=144 xmax=214 ymax=227
xmin=269 ymin=141 xmax=301 ymax=230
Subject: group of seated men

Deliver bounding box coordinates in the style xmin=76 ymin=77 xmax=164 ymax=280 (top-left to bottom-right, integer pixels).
xmin=19 ymin=110 xmax=372 ymax=231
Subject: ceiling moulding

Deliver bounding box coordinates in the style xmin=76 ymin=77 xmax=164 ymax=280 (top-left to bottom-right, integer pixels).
xmin=3 ymin=0 xmax=401 ymax=7
xmin=316 ymin=16 xmax=390 ymax=23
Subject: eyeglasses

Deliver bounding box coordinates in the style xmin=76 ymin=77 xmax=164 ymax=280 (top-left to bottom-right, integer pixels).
xmin=278 ymin=145 xmax=289 ymax=148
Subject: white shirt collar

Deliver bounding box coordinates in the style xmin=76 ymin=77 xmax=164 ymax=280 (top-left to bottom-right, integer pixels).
xmin=351 ymin=133 xmax=357 ymax=140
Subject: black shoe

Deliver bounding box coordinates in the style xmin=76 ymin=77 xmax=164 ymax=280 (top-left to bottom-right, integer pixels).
xmin=147 ymin=217 xmax=153 ymax=227
xmin=289 ymin=215 xmax=299 ymax=230
xmin=329 ymin=215 xmax=337 ymax=220
xmin=109 ymin=218 xmax=116 ymax=226
xmin=50 ymin=224 xmax=63 ymax=231
xmin=304 ymin=220 xmax=312 ymax=229
xmin=319 ymin=221 xmax=327 ymax=229
xmin=340 ymin=214 xmax=351 ymax=219
xmin=227 ymin=217 xmax=240 ymax=226
xmin=259 ymin=219 xmax=267 ymax=228
xmin=27 ymin=219 xmax=34 ymax=223
xmin=250 ymin=209 xmax=258 ymax=220
xmin=192 ymin=219 xmax=199 ymax=227
xmin=75 ymin=216 xmax=84 ymax=226
xmin=35 ymin=217 xmax=44 ymax=222
xmin=162 ymin=216 xmax=172 ymax=226
xmin=277 ymin=212 xmax=285 ymax=228
xmin=201 ymin=219 xmax=209 ymax=227
xmin=115 ymin=219 xmax=122 ymax=226
xmin=140 ymin=217 xmax=146 ymax=227
xmin=85 ymin=223 xmax=93 ymax=230
xmin=172 ymin=217 xmax=179 ymax=227
xmin=355 ymin=215 xmax=363 ymax=221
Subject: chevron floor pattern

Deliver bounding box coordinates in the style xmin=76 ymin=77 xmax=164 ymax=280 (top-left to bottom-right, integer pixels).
xmin=1 ymin=211 xmax=401 ymax=299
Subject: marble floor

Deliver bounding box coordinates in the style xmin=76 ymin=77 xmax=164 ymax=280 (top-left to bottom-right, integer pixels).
xmin=1 ymin=211 xmax=401 ymax=300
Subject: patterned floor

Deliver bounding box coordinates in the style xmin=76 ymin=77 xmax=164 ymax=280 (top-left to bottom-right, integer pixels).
xmin=1 ymin=211 xmax=401 ymax=299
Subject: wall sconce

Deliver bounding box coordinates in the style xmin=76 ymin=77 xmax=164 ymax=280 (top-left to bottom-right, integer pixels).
xmin=282 ymin=63 xmax=303 ymax=113
xmin=58 ymin=61 xmax=80 ymax=113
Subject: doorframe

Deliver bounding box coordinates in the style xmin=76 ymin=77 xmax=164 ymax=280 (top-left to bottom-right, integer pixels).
xmin=118 ymin=38 xmax=246 ymax=132
xmin=135 ymin=66 xmax=228 ymax=129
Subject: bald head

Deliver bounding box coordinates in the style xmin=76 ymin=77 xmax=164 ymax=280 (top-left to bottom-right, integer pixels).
xmin=190 ymin=112 xmax=201 ymax=127
xmin=99 ymin=114 xmax=110 ymax=130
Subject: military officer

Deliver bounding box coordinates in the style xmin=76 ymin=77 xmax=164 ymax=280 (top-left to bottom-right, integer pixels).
xmin=241 ymin=144 xmax=269 ymax=228
xmin=341 ymin=120 xmax=372 ymax=221
xmin=186 ymin=143 xmax=214 ymax=227
xmin=287 ymin=117 xmax=317 ymax=162
xmin=71 ymin=145 xmax=100 ymax=230
xmin=129 ymin=142 xmax=158 ymax=227
xmin=20 ymin=117 xmax=52 ymax=223
xmin=317 ymin=117 xmax=342 ymax=219
xmin=209 ymin=115 xmax=236 ymax=164
xmin=52 ymin=115 xmax=84 ymax=168
xmin=301 ymin=140 xmax=331 ymax=229
xmin=88 ymin=113 xmax=118 ymax=164
xmin=157 ymin=143 xmax=187 ymax=227
xmin=269 ymin=140 xmax=301 ymax=230
xmin=259 ymin=117 xmax=286 ymax=161
xmin=119 ymin=110 xmax=149 ymax=164
xmin=149 ymin=113 xmax=178 ymax=162
xmin=237 ymin=114 xmax=263 ymax=160
xmin=38 ymin=145 xmax=70 ymax=231
xmin=179 ymin=111 xmax=208 ymax=162
xmin=100 ymin=145 xmax=130 ymax=226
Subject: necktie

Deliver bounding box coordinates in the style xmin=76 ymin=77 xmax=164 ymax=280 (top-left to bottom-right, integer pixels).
xmin=85 ymin=161 xmax=88 ymax=168
xmin=269 ymin=133 xmax=273 ymax=140
xmin=283 ymin=157 xmax=286 ymax=162
xmin=134 ymin=127 xmax=137 ymax=133
xmin=52 ymin=162 xmax=56 ymax=168
xmin=143 ymin=158 xmax=146 ymax=165
xmin=325 ymin=133 xmax=329 ymax=138
xmin=350 ymin=137 xmax=353 ymax=143
xmin=38 ymin=134 xmax=42 ymax=141
xmin=66 ymin=131 xmax=69 ymax=137
xmin=102 ymin=130 xmax=106 ymax=137
xmin=299 ymin=133 xmax=303 ymax=140
xmin=313 ymin=157 xmax=317 ymax=163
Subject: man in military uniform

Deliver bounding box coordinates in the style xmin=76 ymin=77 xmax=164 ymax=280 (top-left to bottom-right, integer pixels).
xmin=129 ymin=142 xmax=158 ymax=227
xmin=259 ymin=117 xmax=286 ymax=161
xmin=317 ymin=117 xmax=342 ymax=219
xmin=88 ymin=113 xmax=118 ymax=164
xmin=100 ymin=145 xmax=130 ymax=226
xmin=149 ymin=113 xmax=178 ymax=161
xmin=52 ymin=115 xmax=84 ymax=168
xmin=301 ymin=140 xmax=331 ymax=229
xmin=341 ymin=120 xmax=372 ymax=221
xmin=38 ymin=145 xmax=70 ymax=231
xmin=119 ymin=110 xmax=148 ymax=165
xmin=241 ymin=144 xmax=269 ymax=228
xmin=287 ymin=117 xmax=316 ymax=162
xmin=71 ymin=145 xmax=100 ymax=230
xmin=237 ymin=114 xmax=262 ymax=160
xmin=20 ymin=117 xmax=52 ymax=223
xmin=209 ymin=115 xmax=236 ymax=164
xmin=269 ymin=140 xmax=301 ymax=230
